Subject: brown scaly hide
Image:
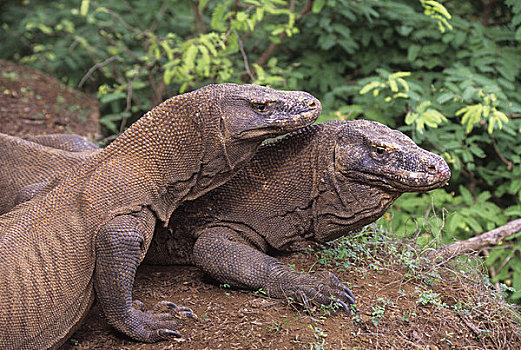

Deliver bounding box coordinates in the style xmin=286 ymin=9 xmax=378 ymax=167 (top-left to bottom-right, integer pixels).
xmin=0 ymin=83 xmax=320 ymax=349
xmin=0 ymin=120 xmax=449 ymax=317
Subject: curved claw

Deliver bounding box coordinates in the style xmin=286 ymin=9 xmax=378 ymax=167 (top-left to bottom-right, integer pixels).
xmin=284 ymin=270 xmax=356 ymax=313
xmin=298 ymin=290 xmax=312 ymax=310
xmin=152 ymin=301 xmax=196 ymax=318
xmin=333 ymin=298 xmax=350 ymax=313
xmin=132 ymin=299 xmax=146 ymax=312
xmin=159 ymin=329 xmax=182 ymax=338
xmin=177 ymin=307 xmax=197 ymax=319
xmin=339 ymin=286 xmax=355 ymax=305
xmin=119 ymin=300 xmax=197 ymax=342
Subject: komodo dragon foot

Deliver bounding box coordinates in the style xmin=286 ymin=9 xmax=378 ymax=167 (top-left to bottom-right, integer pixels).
xmin=193 ymin=229 xmax=355 ymax=314
xmin=125 ymin=300 xmax=196 ymax=339
xmin=95 ymin=211 xmax=197 ymax=342
xmin=272 ymin=270 xmax=355 ymax=312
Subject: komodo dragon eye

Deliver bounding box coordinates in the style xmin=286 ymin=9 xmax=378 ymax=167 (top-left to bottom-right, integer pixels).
xmin=253 ymin=102 xmax=268 ymax=112
xmin=373 ymin=146 xmax=387 ymax=156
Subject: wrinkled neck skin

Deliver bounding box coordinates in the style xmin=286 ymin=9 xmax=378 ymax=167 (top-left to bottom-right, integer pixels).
xmin=87 ymin=89 xmax=258 ymax=223
xmin=309 ymin=130 xmax=400 ymax=244
xmin=267 ymin=126 xmax=400 ymax=249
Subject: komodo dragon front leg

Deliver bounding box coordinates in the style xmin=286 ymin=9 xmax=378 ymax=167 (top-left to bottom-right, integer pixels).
xmin=95 ymin=208 xmax=194 ymax=340
xmin=192 ymin=228 xmax=355 ymax=310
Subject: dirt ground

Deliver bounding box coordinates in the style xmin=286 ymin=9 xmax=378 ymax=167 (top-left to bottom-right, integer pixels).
xmin=2 ymin=61 xmax=521 ymax=349
xmin=63 ymin=247 xmax=521 ymax=350
xmin=0 ymin=60 xmax=99 ymax=139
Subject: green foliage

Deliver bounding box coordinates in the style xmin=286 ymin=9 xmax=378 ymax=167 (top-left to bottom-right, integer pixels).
xmin=415 ymin=287 xmax=446 ymax=308
xmin=0 ymin=0 xmax=302 ymax=132
xmin=371 ymin=298 xmax=395 ymax=325
xmin=2 ymin=0 xmax=521 ymax=301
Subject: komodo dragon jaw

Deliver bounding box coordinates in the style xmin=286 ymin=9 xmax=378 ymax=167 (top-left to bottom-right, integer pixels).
xmin=334 ymin=120 xmax=451 ymax=192
xmin=219 ymin=84 xmax=321 ymax=140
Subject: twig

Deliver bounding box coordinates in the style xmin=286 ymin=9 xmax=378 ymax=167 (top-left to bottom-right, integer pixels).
xmin=121 ymin=0 xmax=145 ymax=32
xmin=190 ymin=0 xmax=206 ymax=34
xmin=119 ymin=77 xmax=135 ymax=133
xmin=480 ymin=0 xmax=497 ymax=27
xmin=149 ymin=0 xmax=170 ymax=33
xmin=489 ymin=134 xmax=513 ymax=170
xmin=424 ymin=219 xmax=521 ymax=261
xmin=256 ymin=0 xmax=313 ymax=67
xmin=456 ymin=313 xmax=482 ymax=336
xmin=235 ymin=30 xmax=254 ymax=81
xmin=483 ymin=249 xmax=502 ymax=292
xmin=102 ymin=7 xmax=142 ymax=35
xmin=78 ymin=56 xmax=117 ymax=88
xmin=148 ymin=65 xmax=166 ymax=107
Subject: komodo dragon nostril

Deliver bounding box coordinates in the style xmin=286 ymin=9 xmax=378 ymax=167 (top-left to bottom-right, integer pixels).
xmin=427 ymin=164 xmax=437 ymax=173
xmin=308 ymin=101 xmax=318 ymax=108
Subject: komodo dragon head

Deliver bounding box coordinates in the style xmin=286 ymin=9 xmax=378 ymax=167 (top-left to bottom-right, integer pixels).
xmin=334 ymin=119 xmax=450 ymax=191
xmin=312 ymin=120 xmax=451 ymax=243
xmin=214 ymin=83 xmax=321 ymax=141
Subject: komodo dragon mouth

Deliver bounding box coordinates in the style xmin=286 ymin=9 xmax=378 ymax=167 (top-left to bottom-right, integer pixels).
xmin=343 ymin=165 xmax=451 ymax=193
xmin=236 ymin=104 xmax=321 ymax=139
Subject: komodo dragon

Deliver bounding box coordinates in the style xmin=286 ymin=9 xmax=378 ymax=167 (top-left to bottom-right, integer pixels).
xmin=0 ymin=83 xmax=321 ymax=349
xmin=0 ymin=120 xmax=450 ymax=314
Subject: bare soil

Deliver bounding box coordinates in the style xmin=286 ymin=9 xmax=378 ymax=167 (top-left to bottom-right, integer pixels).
xmin=61 ymin=247 xmax=521 ymax=350
xmin=2 ymin=61 xmax=520 ymax=349
xmin=0 ymin=60 xmax=99 ymax=139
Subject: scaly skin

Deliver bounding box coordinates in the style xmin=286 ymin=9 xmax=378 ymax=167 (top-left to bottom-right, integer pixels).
xmin=0 ymin=83 xmax=320 ymax=349
xmin=0 ymin=120 xmax=449 ymax=318
xmin=154 ymin=120 xmax=450 ymax=310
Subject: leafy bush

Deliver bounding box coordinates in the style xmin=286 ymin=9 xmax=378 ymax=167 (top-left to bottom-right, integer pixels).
xmin=1 ymin=0 xmax=521 ymax=302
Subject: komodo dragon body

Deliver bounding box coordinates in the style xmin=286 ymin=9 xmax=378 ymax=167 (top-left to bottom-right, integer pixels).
xmin=0 ymin=120 xmax=450 ymax=313
xmin=0 ymin=83 xmax=321 ymax=349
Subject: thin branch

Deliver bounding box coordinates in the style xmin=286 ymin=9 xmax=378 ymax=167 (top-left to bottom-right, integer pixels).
xmin=148 ymin=65 xmax=167 ymax=107
xmin=490 ymin=134 xmax=513 ymax=170
xmin=456 ymin=313 xmax=483 ymax=336
xmin=102 ymin=7 xmax=142 ymax=35
xmin=480 ymin=0 xmax=497 ymax=27
xmin=119 ymin=78 xmax=135 ymax=134
xmin=235 ymin=30 xmax=255 ymax=81
xmin=149 ymin=0 xmax=170 ymax=33
xmin=424 ymin=218 xmax=521 ymax=261
xmin=256 ymin=0 xmax=313 ymax=67
xmin=78 ymin=56 xmax=117 ymax=88
xmin=121 ymin=0 xmax=145 ymax=32
xmin=506 ymin=113 xmax=521 ymax=118
xmin=190 ymin=0 xmax=206 ymax=34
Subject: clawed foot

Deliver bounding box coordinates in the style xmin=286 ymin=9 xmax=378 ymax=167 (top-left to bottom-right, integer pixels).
xmin=284 ymin=270 xmax=355 ymax=313
xmin=121 ymin=300 xmax=196 ymax=342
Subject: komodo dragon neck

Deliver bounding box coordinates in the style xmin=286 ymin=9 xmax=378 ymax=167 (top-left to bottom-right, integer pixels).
xmin=70 ymin=88 xmax=248 ymax=224
xmin=238 ymin=122 xmax=399 ymax=249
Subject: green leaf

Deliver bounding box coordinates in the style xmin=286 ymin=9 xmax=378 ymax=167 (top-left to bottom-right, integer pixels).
xmin=312 ymin=0 xmax=326 ymax=13
xmin=437 ymin=92 xmax=454 ymax=104
xmin=80 ymin=0 xmax=90 ymax=17
xmin=211 ymin=3 xmax=228 ymax=32
xmin=99 ymin=91 xmax=126 ymax=104
xmin=389 ymin=78 xmax=398 ymax=92
xmin=198 ymin=0 xmax=209 ymax=11
xmin=416 ymin=100 xmax=432 ymax=113
xmin=360 ymin=81 xmax=384 ymax=95
xmin=404 ymin=111 xmax=418 ymax=125
xmin=456 ymin=104 xmax=483 ymax=133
